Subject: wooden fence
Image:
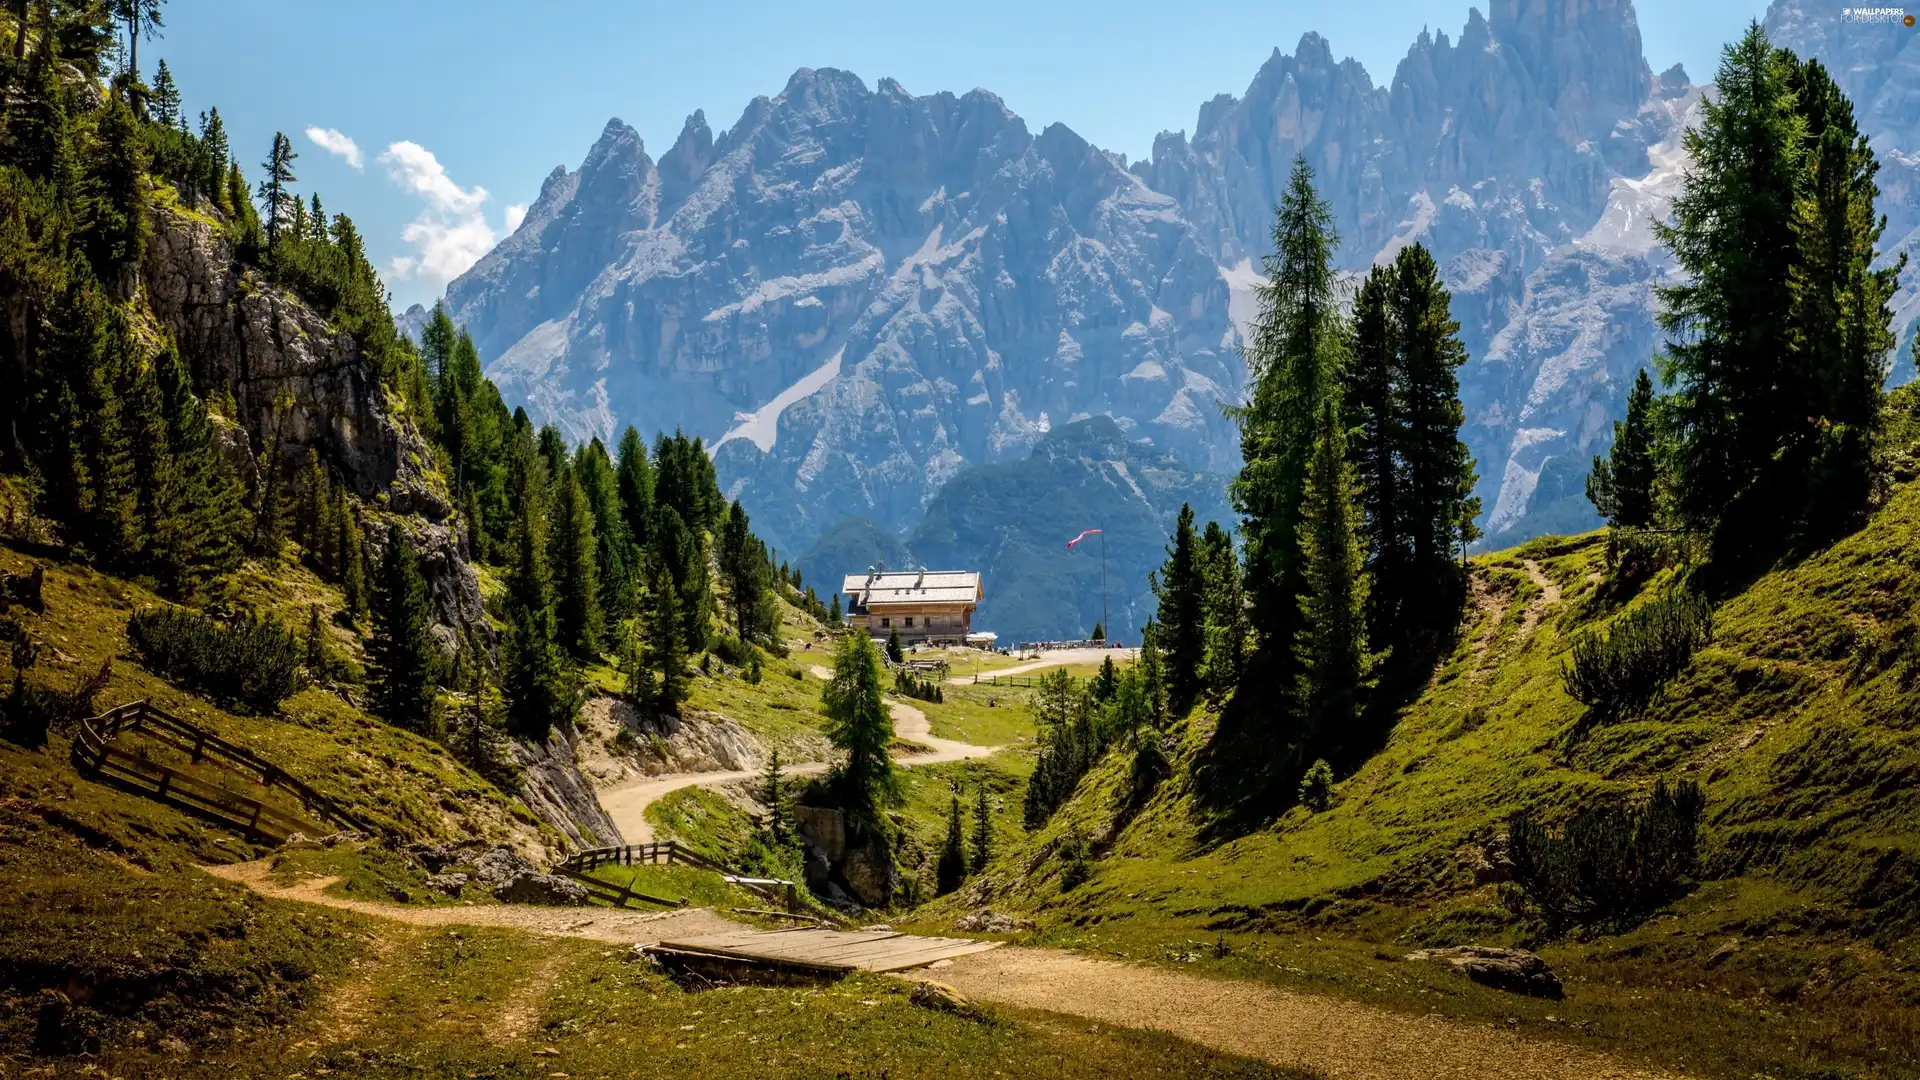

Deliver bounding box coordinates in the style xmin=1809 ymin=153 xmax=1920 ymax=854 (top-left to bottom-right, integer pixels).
xmin=557 ymin=840 xmax=798 ymax=912
xmin=72 ymin=700 xmax=373 ymax=843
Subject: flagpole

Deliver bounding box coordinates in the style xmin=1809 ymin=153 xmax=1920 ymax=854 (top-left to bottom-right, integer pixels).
xmin=1100 ymin=525 xmax=1108 ymax=645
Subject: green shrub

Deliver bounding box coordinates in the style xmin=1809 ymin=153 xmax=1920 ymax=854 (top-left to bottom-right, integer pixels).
xmin=1298 ymin=758 xmax=1335 ymax=812
xmin=709 ymin=634 xmax=752 ymax=669
xmin=1561 ymin=590 xmax=1714 ymax=720
xmin=1501 ymin=779 xmax=1706 ymax=936
xmin=127 ymin=606 xmax=306 ymax=713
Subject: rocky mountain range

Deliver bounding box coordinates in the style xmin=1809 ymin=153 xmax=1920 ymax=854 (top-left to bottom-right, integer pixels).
xmin=438 ymin=0 xmax=1920 ymax=582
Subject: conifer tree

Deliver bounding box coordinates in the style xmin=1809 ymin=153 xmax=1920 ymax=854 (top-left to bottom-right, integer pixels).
xmin=650 ymin=504 xmax=709 ymax=652
xmin=1655 ymin=25 xmax=1804 ymax=549
xmin=886 ymin=627 xmax=903 ymax=665
xmin=109 ymin=0 xmax=163 ymax=84
xmin=643 ymin=565 xmax=690 ymax=714
xmin=1092 ymin=655 xmax=1119 ymax=703
xmin=339 ymin=497 xmax=368 ymax=622
xmin=504 ymin=457 xmax=574 ymax=739
xmin=614 ymin=425 xmax=654 ymax=550
xmin=1153 ymin=503 xmax=1205 ymax=709
xmin=199 ymin=108 xmax=230 ymax=211
xmin=719 ymin=499 xmax=772 ymax=642
xmin=757 ymin=749 xmax=789 ymax=842
xmin=936 ymin=793 xmax=966 ymax=895
xmin=368 ymin=523 xmax=438 ymax=735
xmin=150 ymin=58 xmax=180 ymax=126
xmin=548 ymin=465 xmax=602 ymax=661
xmin=1295 ymin=399 xmax=1375 ymax=757
xmin=1342 ymin=265 xmax=1408 ymax=638
xmin=257 ymin=131 xmax=297 ymax=253
xmin=305 ymin=604 xmax=326 ymax=678
xmin=150 ymin=348 xmax=245 ymax=585
xmin=575 ymin=438 xmax=637 ymax=638
xmin=1783 ymin=54 xmax=1903 ymax=536
xmin=969 ymin=786 xmax=992 ymax=874
xmin=1232 ymin=155 xmax=1346 ymax=742
xmin=829 ymin=592 xmax=842 ymax=625
xmin=823 ymin=631 xmax=900 ymax=852
xmin=1197 ymin=521 xmax=1247 ymax=695
xmin=1588 ymin=369 xmax=1659 ymax=529
xmin=1391 ymin=244 xmax=1480 ymax=590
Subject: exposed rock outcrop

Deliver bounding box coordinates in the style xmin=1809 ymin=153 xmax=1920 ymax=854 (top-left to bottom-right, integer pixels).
xmin=512 ymin=721 xmax=624 ymax=850
xmin=1404 ymin=945 xmax=1564 ymax=998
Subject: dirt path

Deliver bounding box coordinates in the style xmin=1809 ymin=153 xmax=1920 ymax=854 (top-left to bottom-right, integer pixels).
xmin=214 ymin=861 xmax=1686 ymax=1080
xmin=932 ymin=947 xmax=1688 ymax=1080
xmin=203 ymin=860 xmax=745 ymax=943
xmin=597 ymin=693 xmax=998 ymax=843
xmin=947 ymin=647 xmax=1137 ymax=684
xmin=1518 ymin=560 xmax=1563 ymax=638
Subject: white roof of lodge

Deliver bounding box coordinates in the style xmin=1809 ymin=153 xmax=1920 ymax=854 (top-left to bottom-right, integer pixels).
xmin=842 ymin=570 xmax=982 ymax=606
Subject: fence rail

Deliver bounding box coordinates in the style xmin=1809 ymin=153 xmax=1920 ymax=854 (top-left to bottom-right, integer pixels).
xmin=72 ymin=700 xmax=371 ymax=842
xmin=556 ymin=840 xmax=799 ymax=911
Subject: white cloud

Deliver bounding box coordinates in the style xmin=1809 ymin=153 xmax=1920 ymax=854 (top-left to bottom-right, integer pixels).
xmin=304 ymin=126 xmax=363 ymax=171
xmin=379 ymin=140 xmax=496 ymax=285
xmin=380 ymin=140 xmax=489 ymax=216
xmin=504 ymin=203 xmax=528 ymax=233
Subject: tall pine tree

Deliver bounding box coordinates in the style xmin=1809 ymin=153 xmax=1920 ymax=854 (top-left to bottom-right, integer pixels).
xmin=1587 ymin=369 xmax=1659 ymax=529
xmin=1390 ymin=244 xmax=1479 ymax=593
xmin=1152 ymin=503 xmax=1205 ymax=710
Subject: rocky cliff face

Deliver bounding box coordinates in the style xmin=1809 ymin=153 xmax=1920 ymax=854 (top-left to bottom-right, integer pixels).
xmin=142 ymin=204 xmax=485 ymax=639
xmin=446 ymin=0 xmax=1915 ymax=556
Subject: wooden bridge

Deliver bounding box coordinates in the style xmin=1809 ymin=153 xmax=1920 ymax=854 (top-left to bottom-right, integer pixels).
xmin=556 ymin=841 xmax=800 ymax=912
xmin=72 ymin=700 xmax=373 ymax=843
xmin=645 ymin=927 xmax=1000 ymax=978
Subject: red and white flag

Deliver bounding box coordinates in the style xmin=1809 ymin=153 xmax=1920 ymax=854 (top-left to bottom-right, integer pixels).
xmin=1065 ymin=528 xmax=1102 ymax=549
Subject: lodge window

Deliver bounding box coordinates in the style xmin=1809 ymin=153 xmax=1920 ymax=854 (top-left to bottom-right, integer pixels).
xmin=905 ymin=617 xmax=914 ymax=628
xmin=880 ymin=617 xmax=891 ymax=627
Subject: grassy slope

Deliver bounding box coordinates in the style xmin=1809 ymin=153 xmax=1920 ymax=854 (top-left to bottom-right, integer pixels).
xmin=0 ymin=546 xmax=546 ymax=848
xmin=937 ymin=485 xmax=1920 ymax=1080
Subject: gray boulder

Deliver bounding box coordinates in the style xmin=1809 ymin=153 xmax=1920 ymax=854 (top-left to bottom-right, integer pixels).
xmin=1404 ymin=945 xmax=1563 ymax=998
xmin=493 ymin=872 xmax=589 ymax=907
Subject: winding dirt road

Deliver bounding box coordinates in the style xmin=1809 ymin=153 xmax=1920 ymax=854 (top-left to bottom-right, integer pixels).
xmin=597 ymin=691 xmax=999 ymax=843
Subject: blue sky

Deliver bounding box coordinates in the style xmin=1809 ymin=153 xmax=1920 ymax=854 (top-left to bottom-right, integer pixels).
xmin=159 ymin=0 xmax=1773 ymax=311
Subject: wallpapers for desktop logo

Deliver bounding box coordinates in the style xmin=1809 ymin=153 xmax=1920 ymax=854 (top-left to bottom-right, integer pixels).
xmin=1841 ymin=6 xmax=1914 ymax=24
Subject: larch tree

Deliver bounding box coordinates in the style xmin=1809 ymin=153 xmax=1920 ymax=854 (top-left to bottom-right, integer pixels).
xmin=643 ymin=564 xmax=689 ymax=714
xmin=1226 ymin=155 xmax=1345 ymax=780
